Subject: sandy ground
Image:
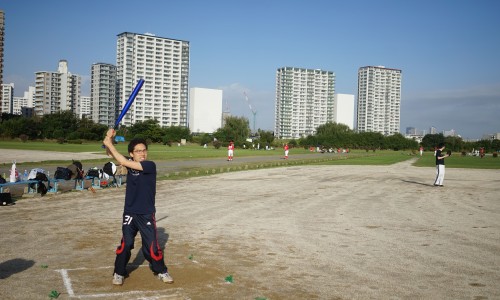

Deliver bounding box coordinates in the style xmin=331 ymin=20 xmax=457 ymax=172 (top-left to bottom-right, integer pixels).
xmin=0 ymin=157 xmax=499 ymax=300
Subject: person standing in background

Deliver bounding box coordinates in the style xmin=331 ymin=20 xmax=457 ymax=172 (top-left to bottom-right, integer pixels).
xmin=434 ymin=143 xmax=450 ymax=187
xmin=227 ymin=141 xmax=234 ymax=161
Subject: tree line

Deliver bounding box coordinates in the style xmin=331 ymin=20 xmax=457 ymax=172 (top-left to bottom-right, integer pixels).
xmin=1 ymin=112 xmax=498 ymax=153
xmin=0 ymin=111 xmax=191 ymax=145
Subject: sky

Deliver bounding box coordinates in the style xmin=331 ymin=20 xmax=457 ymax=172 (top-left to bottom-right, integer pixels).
xmin=2 ymin=0 xmax=500 ymax=140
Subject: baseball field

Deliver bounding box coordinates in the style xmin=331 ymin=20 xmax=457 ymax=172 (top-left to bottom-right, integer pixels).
xmin=0 ymin=151 xmax=499 ymax=299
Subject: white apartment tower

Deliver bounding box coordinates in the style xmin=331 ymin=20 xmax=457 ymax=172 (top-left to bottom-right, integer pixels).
xmin=275 ymin=67 xmax=335 ymax=139
xmin=189 ymin=87 xmax=223 ymax=134
xmin=13 ymin=86 xmax=35 ymax=116
xmin=1 ymin=83 xmax=14 ymax=113
xmin=357 ymin=66 xmax=401 ymax=135
xmin=333 ymin=93 xmax=355 ymax=130
xmin=91 ymin=63 xmax=117 ymax=126
xmin=13 ymin=95 xmax=27 ymax=115
xmin=34 ymin=60 xmax=81 ymax=116
xmin=79 ymin=96 xmax=91 ymax=119
xmin=116 ymin=32 xmax=190 ymax=127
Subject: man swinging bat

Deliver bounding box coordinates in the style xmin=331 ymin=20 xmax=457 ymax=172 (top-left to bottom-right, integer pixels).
xmin=103 ymin=78 xmax=172 ymax=285
xmin=103 ymin=129 xmax=174 ymax=285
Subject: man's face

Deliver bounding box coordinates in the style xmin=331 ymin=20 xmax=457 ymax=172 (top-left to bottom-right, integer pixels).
xmin=130 ymin=143 xmax=148 ymax=162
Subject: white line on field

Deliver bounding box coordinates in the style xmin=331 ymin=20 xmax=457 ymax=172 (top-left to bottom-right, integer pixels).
xmin=64 ymin=289 xmax=183 ymax=299
xmin=55 ymin=269 xmax=75 ymax=297
xmin=55 ymin=265 xmax=184 ymax=299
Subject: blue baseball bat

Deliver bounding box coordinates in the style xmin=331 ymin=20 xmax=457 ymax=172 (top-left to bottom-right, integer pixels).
xmin=102 ymin=79 xmax=145 ymax=149
xmin=114 ymin=78 xmax=145 ymax=129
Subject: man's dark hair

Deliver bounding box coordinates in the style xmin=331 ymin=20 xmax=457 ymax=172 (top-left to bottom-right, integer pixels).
xmin=438 ymin=142 xmax=445 ymax=148
xmin=128 ymin=138 xmax=148 ymax=154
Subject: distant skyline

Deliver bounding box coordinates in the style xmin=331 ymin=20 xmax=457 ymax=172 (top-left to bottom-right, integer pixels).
xmin=2 ymin=0 xmax=499 ymax=139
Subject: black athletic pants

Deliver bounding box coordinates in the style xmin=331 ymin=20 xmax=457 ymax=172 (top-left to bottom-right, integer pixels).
xmin=114 ymin=213 xmax=168 ymax=276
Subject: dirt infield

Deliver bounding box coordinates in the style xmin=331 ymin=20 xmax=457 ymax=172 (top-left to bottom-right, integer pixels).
xmin=1 ymin=158 xmax=499 ymax=299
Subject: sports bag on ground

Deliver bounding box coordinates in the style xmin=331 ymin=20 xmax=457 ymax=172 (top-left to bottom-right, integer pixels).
xmin=54 ymin=167 xmax=72 ymax=180
xmin=86 ymin=167 xmax=103 ymax=179
xmin=28 ymin=168 xmax=45 ymax=180
xmin=103 ymin=162 xmax=117 ymax=177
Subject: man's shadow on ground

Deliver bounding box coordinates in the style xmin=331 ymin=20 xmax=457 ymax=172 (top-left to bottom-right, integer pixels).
xmin=401 ymin=179 xmax=435 ymax=187
xmin=127 ymin=220 xmax=170 ymax=274
xmin=0 ymin=258 xmax=36 ymax=279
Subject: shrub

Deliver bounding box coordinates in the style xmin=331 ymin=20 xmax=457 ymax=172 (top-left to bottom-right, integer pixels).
xmin=461 ymin=151 xmax=467 ymax=156
xmin=493 ymin=152 xmax=498 ymax=158
xmin=19 ymin=134 xmax=29 ymax=142
xmin=288 ymin=139 xmax=298 ymax=147
xmin=213 ymin=140 xmax=221 ymax=149
xmin=162 ymin=135 xmax=172 ymax=146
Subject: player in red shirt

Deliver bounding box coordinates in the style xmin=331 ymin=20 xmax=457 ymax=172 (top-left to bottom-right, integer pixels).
xmin=227 ymin=141 xmax=234 ymax=161
xmin=284 ymin=143 xmax=289 ymax=159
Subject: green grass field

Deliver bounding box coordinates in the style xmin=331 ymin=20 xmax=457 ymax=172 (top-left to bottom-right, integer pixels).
xmin=413 ymin=152 xmax=500 ymax=169
xmin=1 ymin=140 xmax=499 ymax=169
xmin=317 ymin=152 xmax=414 ymax=165
xmin=0 ymin=140 xmax=311 ymax=160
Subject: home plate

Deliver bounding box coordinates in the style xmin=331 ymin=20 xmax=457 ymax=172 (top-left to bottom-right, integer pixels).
xmin=55 ymin=265 xmax=187 ymax=299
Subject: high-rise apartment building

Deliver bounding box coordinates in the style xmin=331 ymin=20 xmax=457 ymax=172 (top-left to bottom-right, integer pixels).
xmin=0 ymin=10 xmax=5 ymax=114
xmin=13 ymin=86 xmax=35 ymax=116
xmin=116 ymin=32 xmax=190 ymax=128
xmin=357 ymin=66 xmax=401 ymax=135
xmin=189 ymin=87 xmax=223 ymax=134
xmin=1 ymin=83 xmax=13 ymax=113
xmin=13 ymin=96 xmax=27 ymax=115
xmin=275 ymin=67 xmax=335 ymax=139
xmin=79 ymin=96 xmax=91 ymax=119
xmin=34 ymin=60 xmax=81 ymax=116
xmin=91 ymin=63 xmax=117 ymax=126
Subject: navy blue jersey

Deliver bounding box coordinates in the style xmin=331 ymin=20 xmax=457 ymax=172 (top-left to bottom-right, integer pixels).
xmin=124 ymin=160 xmax=156 ymax=214
xmin=435 ymin=149 xmax=445 ymax=165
